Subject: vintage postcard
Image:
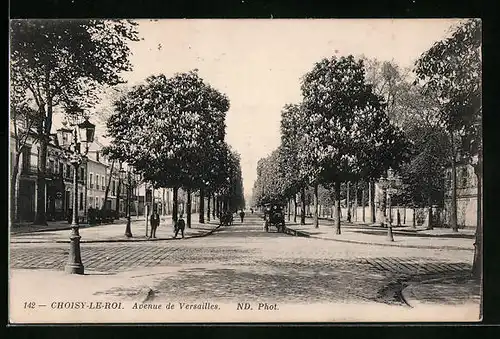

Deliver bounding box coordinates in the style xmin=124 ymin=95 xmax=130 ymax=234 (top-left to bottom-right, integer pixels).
xmin=9 ymin=18 xmax=482 ymax=323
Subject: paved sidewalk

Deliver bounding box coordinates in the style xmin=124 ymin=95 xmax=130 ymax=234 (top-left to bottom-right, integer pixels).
xmin=10 ymin=213 xmax=220 ymax=244
xmin=284 ymin=218 xmax=475 ymax=251
xmin=402 ymin=274 xmax=481 ymax=308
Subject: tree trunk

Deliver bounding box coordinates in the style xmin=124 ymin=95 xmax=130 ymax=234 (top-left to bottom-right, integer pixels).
xmin=354 ymin=181 xmax=358 ymax=222
xmin=380 ymin=177 xmax=388 ymax=227
xmin=287 ymin=199 xmax=291 ymax=221
xmin=101 ymin=160 xmax=115 ymax=212
xmin=300 ymin=187 xmax=306 ymax=225
xmin=346 ymin=182 xmax=350 ymax=222
xmin=313 ymin=183 xmax=319 ymax=228
xmin=334 ymin=181 xmax=341 ymax=234
xmin=124 ymin=174 xmax=132 ymax=237
xmin=293 ymin=194 xmax=297 ymax=223
xmin=186 ymin=189 xmax=192 ymax=228
xmin=361 ymin=183 xmax=366 ymax=223
xmin=412 ymin=207 xmax=416 ymax=228
xmin=33 ymin=134 xmax=48 ymax=226
xmin=10 ymin=152 xmax=21 ymax=224
xmin=172 ymin=186 xmax=179 ymax=223
xmin=369 ymin=180 xmax=376 ymax=223
xmin=426 ymin=195 xmax=433 ymax=230
xmin=472 ymin=165 xmax=482 ymax=278
xmin=212 ymin=193 xmax=217 ymax=220
xmin=206 ymin=192 xmax=211 ymax=222
xmin=450 ymin=134 xmax=458 ymax=231
xmin=115 ymin=163 xmax=123 ymax=218
xmin=199 ymin=188 xmax=205 ymax=223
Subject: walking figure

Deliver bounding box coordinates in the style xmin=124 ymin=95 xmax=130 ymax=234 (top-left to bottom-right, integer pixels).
xmin=150 ymin=210 xmax=160 ymax=238
xmin=173 ymin=214 xmax=185 ymax=239
xmin=250 ymin=208 xmax=254 ymax=214
xmin=239 ymin=210 xmax=245 ymax=223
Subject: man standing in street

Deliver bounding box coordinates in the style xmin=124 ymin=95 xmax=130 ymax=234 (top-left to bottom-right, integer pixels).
xmin=239 ymin=210 xmax=245 ymax=223
xmin=173 ymin=214 xmax=185 ymax=239
xmin=150 ymin=210 xmax=160 ymax=238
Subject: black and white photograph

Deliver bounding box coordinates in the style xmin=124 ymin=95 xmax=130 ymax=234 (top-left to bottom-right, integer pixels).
xmin=8 ymin=18 xmax=482 ymax=323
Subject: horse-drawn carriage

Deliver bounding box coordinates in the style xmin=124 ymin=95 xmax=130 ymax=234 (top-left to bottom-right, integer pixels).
xmin=263 ymin=204 xmax=286 ymax=233
xmin=219 ymin=211 xmax=234 ymax=226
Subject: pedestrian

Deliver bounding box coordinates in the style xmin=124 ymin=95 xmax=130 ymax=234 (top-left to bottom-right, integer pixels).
xmin=250 ymin=208 xmax=254 ymax=214
xmin=150 ymin=210 xmax=160 ymax=238
xmin=173 ymin=214 xmax=185 ymax=239
xmin=239 ymin=210 xmax=245 ymax=223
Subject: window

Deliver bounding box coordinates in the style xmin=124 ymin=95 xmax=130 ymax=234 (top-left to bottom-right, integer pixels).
xmin=102 ymin=176 xmax=105 ymax=191
xmin=79 ymin=192 xmax=83 ymax=210
xmin=112 ymin=181 xmax=116 ymax=195
xmin=90 ymin=173 xmax=93 ymax=188
xmin=80 ymin=167 xmax=85 ymax=181
xmin=96 ymin=152 xmax=100 ymax=162
xmin=59 ymin=162 xmax=63 ymax=175
xmin=95 ymin=196 xmax=99 ymax=208
xmin=66 ymin=164 xmax=71 ymax=178
xmin=96 ymin=174 xmax=99 ymax=190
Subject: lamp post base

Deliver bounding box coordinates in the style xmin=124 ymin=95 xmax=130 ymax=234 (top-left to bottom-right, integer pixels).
xmin=66 ymin=226 xmax=85 ymax=275
xmin=65 ymin=262 xmax=85 ymax=275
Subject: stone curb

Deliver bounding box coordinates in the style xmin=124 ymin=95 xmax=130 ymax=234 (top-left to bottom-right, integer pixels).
xmin=400 ymin=272 xmax=475 ymax=308
xmin=10 ymin=224 xmax=223 ymax=244
xmin=10 ymin=221 xmax=130 ymax=235
xmin=286 ymin=227 xmax=473 ymax=251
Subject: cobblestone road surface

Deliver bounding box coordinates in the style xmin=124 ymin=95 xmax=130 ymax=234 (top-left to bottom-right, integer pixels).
xmin=10 ymin=214 xmax=476 ymax=305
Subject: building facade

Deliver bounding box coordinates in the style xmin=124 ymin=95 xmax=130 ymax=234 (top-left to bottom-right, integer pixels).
xmin=11 ymin=131 xmax=179 ymax=224
xmin=10 ymin=132 xmax=86 ymax=222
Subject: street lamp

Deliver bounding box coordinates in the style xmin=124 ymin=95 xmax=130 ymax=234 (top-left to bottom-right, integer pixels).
xmin=381 ymin=168 xmax=402 ymax=242
xmin=56 ymin=112 xmax=95 ymax=275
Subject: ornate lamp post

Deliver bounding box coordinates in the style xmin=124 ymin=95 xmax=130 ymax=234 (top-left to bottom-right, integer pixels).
xmin=57 ymin=112 xmax=95 ymax=275
xmin=381 ymin=168 xmax=401 ymax=242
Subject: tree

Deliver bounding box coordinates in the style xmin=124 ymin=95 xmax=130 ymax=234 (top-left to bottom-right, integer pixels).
xmin=9 ymin=83 xmax=42 ymax=223
xmin=415 ymin=19 xmax=482 ymax=276
xmin=252 ymin=150 xmax=288 ymax=207
xmin=279 ymin=103 xmax=309 ymax=224
xmin=105 ymin=70 xmax=230 ymax=226
xmin=299 ymin=55 xmax=409 ymax=234
xmin=10 ymin=19 xmax=140 ymax=225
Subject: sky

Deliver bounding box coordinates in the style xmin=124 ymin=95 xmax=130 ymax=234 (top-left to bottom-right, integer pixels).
xmin=54 ymin=19 xmax=460 ymax=202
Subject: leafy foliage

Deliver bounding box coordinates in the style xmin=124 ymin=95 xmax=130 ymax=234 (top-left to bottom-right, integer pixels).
xmin=299 ymin=55 xmax=410 ymax=185
xmin=10 ymin=19 xmax=140 ymax=130
xmin=415 ymin=19 xmax=482 ymax=165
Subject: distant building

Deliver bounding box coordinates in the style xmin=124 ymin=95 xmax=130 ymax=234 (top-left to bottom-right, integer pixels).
xmin=85 ymin=137 xmax=110 ymax=213
xmin=10 ymin=132 xmax=86 ymax=222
